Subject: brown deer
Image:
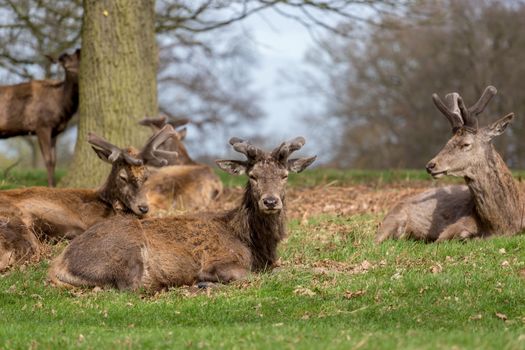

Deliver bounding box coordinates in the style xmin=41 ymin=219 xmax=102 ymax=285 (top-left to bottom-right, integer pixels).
xmin=0 ymin=125 xmax=177 ymax=270
xmin=376 ymin=86 xmax=522 ymax=243
xmin=48 ymin=137 xmax=316 ymax=290
xmin=138 ymin=116 xmax=223 ymax=213
xmin=0 ymin=49 xmax=81 ymax=187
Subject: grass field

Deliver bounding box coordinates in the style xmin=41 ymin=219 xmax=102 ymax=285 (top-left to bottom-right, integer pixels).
xmin=1 ymin=169 xmax=524 ymax=349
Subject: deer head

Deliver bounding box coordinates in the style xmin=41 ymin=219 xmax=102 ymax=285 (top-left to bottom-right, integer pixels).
xmin=59 ymin=49 xmax=80 ymax=74
xmin=138 ymin=115 xmax=191 ymax=165
xmin=216 ymin=137 xmax=316 ymax=214
xmin=89 ymin=125 xmax=178 ymax=216
xmin=426 ymin=86 xmax=515 ymax=178
xmin=45 ymin=49 xmax=81 ymax=75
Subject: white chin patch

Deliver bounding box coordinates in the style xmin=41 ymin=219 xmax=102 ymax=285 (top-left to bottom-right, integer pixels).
xmin=262 ymin=208 xmax=281 ymax=214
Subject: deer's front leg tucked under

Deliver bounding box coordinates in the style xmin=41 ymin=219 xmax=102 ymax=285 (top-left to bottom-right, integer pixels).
xmin=197 ymin=263 xmax=249 ymax=288
xmin=435 ymin=217 xmax=480 ymax=242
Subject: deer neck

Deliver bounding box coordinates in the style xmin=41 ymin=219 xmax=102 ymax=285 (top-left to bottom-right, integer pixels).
xmin=465 ymin=145 xmax=523 ymax=233
xmin=229 ymin=182 xmax=287 ymax=271
xmin=96 ymin=179 xmax=122 ymax=214
xmin=60 ymin=71 xmax=79 ymax=119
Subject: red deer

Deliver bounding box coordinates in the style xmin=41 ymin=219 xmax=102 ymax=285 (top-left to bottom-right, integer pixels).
xmin=48 ymin=137 xmax=316 ymax=290
xmin=0 ymin=125 xmax=177 ymax=270
xmin=139 ymin=116 xmax=223 ymax=212
xmin=0 ymin=49 xmax=81 ymax=187
xmin=376 ymin=86 xmax=521 ymax=242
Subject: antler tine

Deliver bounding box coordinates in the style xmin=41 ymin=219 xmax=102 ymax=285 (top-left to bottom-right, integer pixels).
xmin=229 ymin=137 xmax=263 ymax=160
xmin=139 ymin=124 xmax=179 ymax=166
xmin=272 ymin=136 xmax=306 ymax=162
xmin=468 ymin=85 xmax=497 ymax=116
xmin=432 ymin=92 xmax=464 ymax=130
xmin=138 ymin=115 xmax=167 ymax=127
xmin=166 ymin=116 xmax=190 ymax=129
xmin=458 ymin=95 xmax=478 ymax=131
xmin=88 ymin=132 xmax=143 ymax=165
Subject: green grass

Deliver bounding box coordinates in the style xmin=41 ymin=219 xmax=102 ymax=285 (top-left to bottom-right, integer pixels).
xmin=0 ymin=169 xmax=66 ymax=189
xmin=1 ymin=170 xmax=525 ymax=349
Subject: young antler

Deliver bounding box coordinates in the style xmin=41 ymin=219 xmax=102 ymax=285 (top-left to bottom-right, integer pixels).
xmin=271 ymin=137 xmax=306 ymax=164
xmin=469 ymin=85 xmax=497 ymax=116
xmin=139 ymin=115 xmax=190 ymax=130
xmin=138 ymin=115 xmax=167 ymax=129
xmin=88 ymin=133 xmax=143 ymax=165
xmin=432 ymin=92 xmax=464 ymax=131
xmin=432 ymin=85 xmax=497 ymax=132
xmin=229 ymin=137 xmax=264 ymax=162
xmin=88 ymin=125 xmax=177 ymax=167
xmin=139 ymin=125 xmax=179 ymax=167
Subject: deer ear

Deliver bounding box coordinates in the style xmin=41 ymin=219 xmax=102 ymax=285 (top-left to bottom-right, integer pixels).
xmin=177 ymin=127 xmax=187 ymax=141
xmin=91 ymin=146 xmax=113 ymax=164
xmin=484 ymin=113 xmax=515 ymax=139
xmin=215 ymin=160 xmax=247 ymax=175
xmin=287 ymin=156 xmax=316 ymax=173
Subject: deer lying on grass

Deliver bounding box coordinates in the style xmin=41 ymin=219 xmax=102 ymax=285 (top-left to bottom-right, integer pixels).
xmin=376 ymin=86 xmax=522 ymax=243
xmin=0 ymin=49 xmax=81 ymax=187
xmin=0 ymin=125 xmax=177 ymax=270
xmin=48 ymin=137 xmax=316 ymax=290
xmin=139 ymin=116 xmax=223 ymax=212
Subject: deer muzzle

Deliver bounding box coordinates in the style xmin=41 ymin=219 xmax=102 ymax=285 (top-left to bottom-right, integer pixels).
xmin=259 ymin=195 xmax=283 ymax=214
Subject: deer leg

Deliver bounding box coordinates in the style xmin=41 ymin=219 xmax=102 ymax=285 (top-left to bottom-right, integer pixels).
xmin=436 ymin=224 xmax=475 ymax=242
xmin=376 ymin=208 xmax=408 ymax=243
xmin=36 ymin=129 xmax=55 ymax=187
xmin=198 ymin=263 xmax=249 ymax=285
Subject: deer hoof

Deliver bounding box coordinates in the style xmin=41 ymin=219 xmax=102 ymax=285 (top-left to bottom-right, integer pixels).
xmin=196 ymin=281 xmax=216 ymax=289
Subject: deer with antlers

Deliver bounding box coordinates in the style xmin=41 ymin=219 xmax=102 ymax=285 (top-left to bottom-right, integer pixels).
xmin=0 ymin=125 xmax=176 ymax=270
xmin=0 ymin=49 xmax=81 ymax=187
xmin=376 ymin=86 xmax=522 ymax=242
xmin=48 ymin=137 xmax=316 ymax=290
xmin=139 ymin=115 xmax=223 ymax=213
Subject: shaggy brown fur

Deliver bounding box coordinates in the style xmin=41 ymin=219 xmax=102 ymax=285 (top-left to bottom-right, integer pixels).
xmin=0 ymin=49 xmax=80 ymax=186
xmin=48 ymin=137 xmax=316 ymax=290
xmin=377 ymin=86 xmax=522 ymax=242
xmin=0 ymin=126 xmax=176 ymax=271
xmin=139 ymin=116 xmax=222 ymax=213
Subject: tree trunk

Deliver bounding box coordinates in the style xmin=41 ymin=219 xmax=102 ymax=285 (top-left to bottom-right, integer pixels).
xmin=60 ymin=0 xmax=157 ymax=188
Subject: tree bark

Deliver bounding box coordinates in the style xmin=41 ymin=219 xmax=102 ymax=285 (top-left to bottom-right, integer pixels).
xmin=60 ymin=0 xmax=157 ymax=188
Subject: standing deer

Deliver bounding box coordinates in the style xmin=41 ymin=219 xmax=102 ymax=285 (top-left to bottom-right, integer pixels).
xmin=0 ymin=49 xmax=81 ymax=187
xmin=48 ymin=137 xmax=316 ymax=291
xmin=0 ymin=125 xmax=177 ymax=270
xmin=138 ymin=116 xmax=223 ymax=212
xmin=376 ymin=86 xmax=522 ymax=243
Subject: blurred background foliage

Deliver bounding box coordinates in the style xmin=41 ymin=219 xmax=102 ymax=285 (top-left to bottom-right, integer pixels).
xmin=0 ymin=0 xmax=523 ymax=170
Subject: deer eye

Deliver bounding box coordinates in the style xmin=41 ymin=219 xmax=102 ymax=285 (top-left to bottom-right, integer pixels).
xmin=119 ymin=171 xmax=128 ymax=181
xmin=461 ymin=143 xmax=472 ymax=149
xmin=281 ymin=174 xmax=288 ymax=180
xmin=249 ymin=175 xmax=257 ymax=181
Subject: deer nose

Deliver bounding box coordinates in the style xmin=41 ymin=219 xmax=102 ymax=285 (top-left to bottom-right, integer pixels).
xmin=262 ymin=197 xmax=279 ymax=209
xmin=426 ymin=161 xmax=436 ymax=174
xmin=138 ymin=205 xmax=149 ymax=214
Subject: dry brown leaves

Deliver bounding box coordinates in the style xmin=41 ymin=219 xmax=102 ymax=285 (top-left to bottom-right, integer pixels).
xmin=202 ymin=184 xmax=427 ymax=220
xmin=343 ymin=290 xmax=366 ymax=299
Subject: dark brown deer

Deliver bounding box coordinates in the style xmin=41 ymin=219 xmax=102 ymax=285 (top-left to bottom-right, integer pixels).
xmin=0 ymin=125 xmax=177 ymax=270
xmin=0 ymin=49 xmax=81 ymax=187
xmin=376 ymin=86 xmax=522 ymax=242
xmin=48 ymin=137 xmax=316 ymax=290
xmin=138 ymin=116 xmax=223 ymax=213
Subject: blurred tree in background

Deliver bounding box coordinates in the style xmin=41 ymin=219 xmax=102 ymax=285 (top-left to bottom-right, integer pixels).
xmin=0 ymin=0 xmax=401 ymax=184
xmin=305 ymin=0 xmax=525 ymax=168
